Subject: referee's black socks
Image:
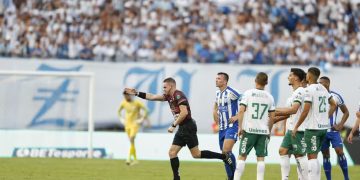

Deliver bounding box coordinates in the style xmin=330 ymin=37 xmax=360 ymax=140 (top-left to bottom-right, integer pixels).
xmin=170 ymin=157 xmax=180 ymax=179
xmin=200 ymin=150 xmax=225 ymax=159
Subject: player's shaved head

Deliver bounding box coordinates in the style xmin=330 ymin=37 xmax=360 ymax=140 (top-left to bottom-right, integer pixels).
xmin=163 ymin=77 xmax=176 ymax=85
xmin=319 ymin=76 xmax=331 ymax=90
xmin=163 ymin=77 xmax=176 ymax=95
xmin=217 ymin=72 xmax=229 ymax=82
xmin=255 ymin=72 xmax=268 ymax=86
xmin=319 ymin=76 xmax=330 ymax=83
xmin=290 ymin=68 xmax=306 ymax=81
xmin=307 ymin=67 xmax=321 ymax=80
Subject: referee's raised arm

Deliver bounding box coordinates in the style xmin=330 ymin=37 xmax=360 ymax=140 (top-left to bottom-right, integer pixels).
xmin=124 ymin=88 xmax=165 ymax=101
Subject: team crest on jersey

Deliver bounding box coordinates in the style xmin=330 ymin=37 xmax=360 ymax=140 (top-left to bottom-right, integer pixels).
xmin=176 ymin=95 xmax=181 ymax=100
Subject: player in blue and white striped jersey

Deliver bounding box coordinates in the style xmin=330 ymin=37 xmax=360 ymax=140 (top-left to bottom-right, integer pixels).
xmin=319 ymin=76 xmax=350 ymax=180
xmin=213 ymin=72 xmax=241 ymax=180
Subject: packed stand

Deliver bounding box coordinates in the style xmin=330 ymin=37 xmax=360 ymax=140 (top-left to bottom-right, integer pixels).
xmin=0 ymin=0 xmax=360 ymax=67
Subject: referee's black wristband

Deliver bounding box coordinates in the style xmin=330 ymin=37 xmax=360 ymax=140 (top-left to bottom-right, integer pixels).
xmin=171 ymin=123 xmax=177 ymax=128
xmin=137 ymin=92 xmax=146 ymax=99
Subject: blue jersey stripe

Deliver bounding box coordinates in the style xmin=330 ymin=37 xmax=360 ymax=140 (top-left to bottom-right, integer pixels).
xmin=217 ymin=92 xmax=224 ymax=130
xmin=331 ymin=91 xmax=345 ymax=105
xmin=329 ymin=91 xmax=345 ymax=129
xmin=230 ymin=99 xmax=238 ymax=128
xmin=227 ymin=87 xmax=240 ymax=97
xmin=219 ymin=111 xmax=224 ymax=129
xmin=225 ymin=109 xmax=230 ymax=126
xmin=223 ymin=91 xmax=228 ymax=129
xmin=219 ymin=91 xmax=227 ymax=129
xmin=330 ymin=107 xmax=339 ymax=126
xmin=230 ymin=99 xmax=238 ymax=116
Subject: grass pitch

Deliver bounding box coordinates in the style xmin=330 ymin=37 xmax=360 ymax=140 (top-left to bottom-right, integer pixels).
xmin=0 ymin=158 xmax=359 ymax=180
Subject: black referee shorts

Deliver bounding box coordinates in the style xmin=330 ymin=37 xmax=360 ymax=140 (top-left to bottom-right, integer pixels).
xmin=172 ymin=119 xmax=199 ymax=149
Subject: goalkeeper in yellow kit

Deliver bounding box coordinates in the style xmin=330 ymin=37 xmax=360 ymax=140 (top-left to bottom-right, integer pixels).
xmin=118 ymin=91 xmax=149 ymax=165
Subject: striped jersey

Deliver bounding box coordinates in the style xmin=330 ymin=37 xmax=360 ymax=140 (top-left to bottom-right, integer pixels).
xmin=240 ymin=88 xmax=275 ymax=135
xmin=215 ymin=86 xmax=241 ymax=131
xmin=329 ymin=91 xmax=345 ymax=132
xmin=304 ymin=83 xmax=332 ymax=130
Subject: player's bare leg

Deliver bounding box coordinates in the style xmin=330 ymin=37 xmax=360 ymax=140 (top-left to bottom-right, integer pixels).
xmin=234 ymin=155 xmax=246 ymax=180
xmin=189 ymin=146 xmax=202 ymax=158
xmin=223 ymin=139 xmax=236 ymax=179
xmin=169 ymin=145 xmax=182 ymax=180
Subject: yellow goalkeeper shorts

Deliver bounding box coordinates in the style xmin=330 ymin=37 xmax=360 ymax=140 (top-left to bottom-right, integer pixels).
xmin=125 ymin=125 xmax=139 ymax=137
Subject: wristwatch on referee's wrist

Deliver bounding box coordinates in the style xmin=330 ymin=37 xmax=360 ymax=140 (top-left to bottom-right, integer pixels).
xmin=171 ymin=123 xmax=177 ymax=128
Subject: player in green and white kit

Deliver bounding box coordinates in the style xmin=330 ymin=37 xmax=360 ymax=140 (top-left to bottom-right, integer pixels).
xmin=276 ymin=68 xmax=308 ymax=180
xmin=232 ymin=72 xmax=275 ymax=180
xmin=292 ymin=67 xmax=336 ymax=180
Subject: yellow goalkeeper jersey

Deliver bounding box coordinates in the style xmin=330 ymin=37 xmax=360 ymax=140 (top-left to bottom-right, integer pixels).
xmin=118 ymin=99 xmax=148 ymax=127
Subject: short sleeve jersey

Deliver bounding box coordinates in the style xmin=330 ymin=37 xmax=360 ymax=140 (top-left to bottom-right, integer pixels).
xmin=164 ymin=90 xmax=192 ymax=125
xmin=240 ymin=88 xmax=275 ymax=135
xmin=304 ymin=84 xmax=332 ymax=130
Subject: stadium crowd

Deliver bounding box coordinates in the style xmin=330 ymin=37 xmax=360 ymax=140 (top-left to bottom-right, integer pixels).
xmin=0 ymin=0 xmax=360 ymax=66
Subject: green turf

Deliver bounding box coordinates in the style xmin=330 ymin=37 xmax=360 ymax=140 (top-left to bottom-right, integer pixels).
xmin=0 ymin=158 xmax=359 ymax=180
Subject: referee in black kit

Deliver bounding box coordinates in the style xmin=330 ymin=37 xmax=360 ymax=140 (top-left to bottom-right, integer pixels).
xmin=125 ymin=77 xmax=233 ymax=180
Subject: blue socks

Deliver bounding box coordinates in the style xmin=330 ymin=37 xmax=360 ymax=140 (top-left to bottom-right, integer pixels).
xmin=339 ymin=154 xmax=349 ymax=180
xmin=323 ymin=154 xmax=349 ymax=180
xmin=323 ymin=157 xmax=332 ymax=180
xmin=224 ymin=152 xmax=236 ymax=179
